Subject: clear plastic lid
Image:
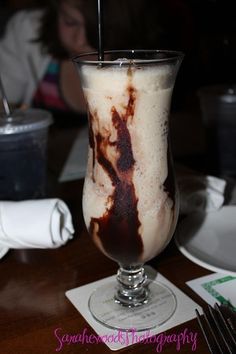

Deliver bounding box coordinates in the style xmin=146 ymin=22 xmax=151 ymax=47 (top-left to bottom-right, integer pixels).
xmin=0 ymin=108 xmax=53 ymax=135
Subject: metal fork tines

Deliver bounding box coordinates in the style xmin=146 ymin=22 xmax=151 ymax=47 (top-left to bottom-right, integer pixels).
xmin=196 ymin=303 xmax=236 ymax=354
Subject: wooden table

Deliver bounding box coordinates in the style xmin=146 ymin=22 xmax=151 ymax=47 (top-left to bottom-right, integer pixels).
xmin=0 ymin=125 xmax=212 ymax=353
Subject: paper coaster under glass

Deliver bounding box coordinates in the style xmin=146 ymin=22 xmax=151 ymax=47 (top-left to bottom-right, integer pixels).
xmin=66 ymin=271 xmax=202 ymax=351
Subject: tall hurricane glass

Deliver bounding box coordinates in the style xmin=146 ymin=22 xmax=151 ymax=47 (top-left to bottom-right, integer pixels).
xmin=74 ymin=50 xmax=183 ymax=331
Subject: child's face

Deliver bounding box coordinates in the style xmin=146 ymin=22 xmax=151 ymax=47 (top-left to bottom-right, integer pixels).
xmin=58 ymin=1 xmax=91 ymax=55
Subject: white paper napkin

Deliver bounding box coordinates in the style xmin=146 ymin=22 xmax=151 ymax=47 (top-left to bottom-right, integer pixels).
xmin=59 ymin=126 xmax=88 ymax=182
xmin=66 ymin=268 xmax=202 ymax=351
xmin=178 ymin=175 xmax=226 ymax=215
xmin=0 ymin=199 xmax=74 ymax=258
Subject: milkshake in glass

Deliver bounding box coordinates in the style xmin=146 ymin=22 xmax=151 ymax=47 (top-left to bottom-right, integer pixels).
xmin=74 ymin=50 xmax=183 ymax=331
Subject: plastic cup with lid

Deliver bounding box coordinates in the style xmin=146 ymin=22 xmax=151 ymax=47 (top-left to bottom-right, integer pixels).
xmin=198 ymin=85 xmax=236 ymax=177
xmin=0 ymin=108 xmax=53 ymax=200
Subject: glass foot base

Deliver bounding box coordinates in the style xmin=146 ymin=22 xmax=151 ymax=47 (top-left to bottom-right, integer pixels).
xmin=88 ymin=280 xmax=177 ymax=331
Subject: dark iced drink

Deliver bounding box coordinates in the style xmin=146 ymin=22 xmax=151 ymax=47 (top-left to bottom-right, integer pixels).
xmin=0 ymin=109 xmax=52 ymax=200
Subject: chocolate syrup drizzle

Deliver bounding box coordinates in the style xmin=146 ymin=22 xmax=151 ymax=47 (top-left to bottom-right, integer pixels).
xmin=88 ymin=74 xmax=143 ymax=265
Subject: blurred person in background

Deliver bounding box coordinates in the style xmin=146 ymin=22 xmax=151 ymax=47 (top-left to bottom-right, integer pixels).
xmin=0 ymin=0 xmax=96 ymax=125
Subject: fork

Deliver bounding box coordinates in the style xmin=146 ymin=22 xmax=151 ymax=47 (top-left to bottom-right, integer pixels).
xmin=195 ymin=303 xmax=236 ymax=353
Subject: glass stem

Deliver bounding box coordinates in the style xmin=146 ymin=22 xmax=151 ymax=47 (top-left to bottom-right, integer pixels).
xmin=115 ymin=264 xmax=149 ymax=307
